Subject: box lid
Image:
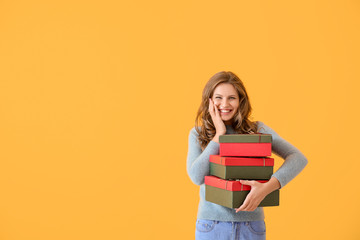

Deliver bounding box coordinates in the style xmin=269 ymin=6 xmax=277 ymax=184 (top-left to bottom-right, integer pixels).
xmin=219 ymin=134 xmax=272 ymax=143
xmin=204 ymin=175 xmax=268 ymax=191
xmin=210 ymin=155 xmax=274 ymax=166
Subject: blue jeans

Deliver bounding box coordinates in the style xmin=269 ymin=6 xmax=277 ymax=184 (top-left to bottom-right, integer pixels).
xmin=195 ymin=219 xmax=266 ymax=240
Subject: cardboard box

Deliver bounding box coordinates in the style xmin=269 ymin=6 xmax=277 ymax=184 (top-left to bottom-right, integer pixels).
xmin=219 ymin=134 xmax=272 ymax=157
xmin=205 ymin=175 xmax=279 ymax=209
xmin=209 ymin=155 xmax=274 ymax=180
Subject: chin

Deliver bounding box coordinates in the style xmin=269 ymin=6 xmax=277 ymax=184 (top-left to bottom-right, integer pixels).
xmin=222 ymin=116 xmax=234 ymax=121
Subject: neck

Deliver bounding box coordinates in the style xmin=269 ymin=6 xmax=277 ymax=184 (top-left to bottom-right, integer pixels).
xmin=224 ymin=121 xmax=233 ymax=126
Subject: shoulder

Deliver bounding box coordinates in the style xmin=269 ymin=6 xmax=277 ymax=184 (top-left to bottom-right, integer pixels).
xmin=189 ymin=126 xmax=201 ymax=138
xmin=255 ymin=121 xmax=280 ymax=137
xmin=188 ymin=126 xmax=202 ymax=147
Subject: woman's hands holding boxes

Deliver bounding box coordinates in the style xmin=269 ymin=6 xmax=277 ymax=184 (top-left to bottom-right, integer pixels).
xmin=235 ymin=177 xmax=281 ymax=212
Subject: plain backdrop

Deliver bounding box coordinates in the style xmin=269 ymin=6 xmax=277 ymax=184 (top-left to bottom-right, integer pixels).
xmin=0 ymin=0 xmax=360 ymax=239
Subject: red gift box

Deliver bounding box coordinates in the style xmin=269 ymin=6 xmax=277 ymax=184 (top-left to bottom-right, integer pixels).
xmin=205 ymin=175 xmax=268 ymax=191
xmin=210 ymin=155 xmax=274 ymax=166
xmin=209 ymin=155 xmax=274 ymax=180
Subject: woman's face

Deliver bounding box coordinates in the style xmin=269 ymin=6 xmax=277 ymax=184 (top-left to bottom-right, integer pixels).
xmin=211 ymin=83 xmax=240 ymax=125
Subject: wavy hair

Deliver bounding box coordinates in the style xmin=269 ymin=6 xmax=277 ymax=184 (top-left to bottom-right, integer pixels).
xmin=195 ymin=71 xmax=258 ymax=151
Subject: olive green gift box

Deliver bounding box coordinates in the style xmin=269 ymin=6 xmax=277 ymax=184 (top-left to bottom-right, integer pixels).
xmin=219 ymin=133 xmax=272 ymax=143
xmin=205 ymin=175 xmax=279 ymax=209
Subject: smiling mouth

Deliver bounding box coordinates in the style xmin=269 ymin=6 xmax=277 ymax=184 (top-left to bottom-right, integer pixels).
xmin=219 ymin=109 xmax=232 ymax=113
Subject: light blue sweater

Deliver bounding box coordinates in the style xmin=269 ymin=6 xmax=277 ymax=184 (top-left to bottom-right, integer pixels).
xmin=186 ymin=121 xmax=308 ymax=222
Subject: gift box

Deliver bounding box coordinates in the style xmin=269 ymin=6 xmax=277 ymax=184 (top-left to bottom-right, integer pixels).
xmin=209 ymin=155 xmax=274 ymax=180
xmin=219 ymin=134 xmax=272 ymax=157
xmin=205 ymin=175 xmax=279 ymax=209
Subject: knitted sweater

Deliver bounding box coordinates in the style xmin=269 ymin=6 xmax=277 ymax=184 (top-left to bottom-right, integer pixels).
xmin=186 ymin=121 xmax=308 ymax=222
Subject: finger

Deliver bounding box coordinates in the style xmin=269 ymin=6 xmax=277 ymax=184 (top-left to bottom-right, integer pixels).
xmin=236 ymin=194 xmax=251 ymax=212
xmin=240 ymin=180 xmax=254 ymax=187
xmin=242 ymin=197 xmax=251 ymax=211
xmin=209 ymin=99 xmax=215 ymax=113
xmin=247 ymin=200 xmax=260 ymax=211
xmin=236 ymin=201 xmax=248 ymax=212
xmin=246 ymin=202 xmax=256 ymax=211
xmin=240 ymin=180 xmax=249 ymax=185
xmin=214 ymin=105 xmax=219 ymax=117
xmin=211 ymin=100 xmax=220 ymax=120
xmin=214 ymin=104 xmax=220 ymax=117
xmin=208 ymin=99 xmax=215 ymax=117
xmin=244 ymin=203 xmax=255 ymax=212
xmin=213 ymin=103 xmax=222 ymax=119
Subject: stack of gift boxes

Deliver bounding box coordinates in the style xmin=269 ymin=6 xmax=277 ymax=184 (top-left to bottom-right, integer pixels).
xmin=205 ymin=133 xmax=280 ymax=209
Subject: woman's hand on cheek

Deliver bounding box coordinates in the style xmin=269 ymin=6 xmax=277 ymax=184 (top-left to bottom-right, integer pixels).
xmin=235 ymin=180 xmax=268 ymax=212
xmin=208 ymin=98 xmax=226 ymax=136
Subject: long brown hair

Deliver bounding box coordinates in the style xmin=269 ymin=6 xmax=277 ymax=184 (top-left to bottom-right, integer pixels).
xmin=195 ymin=71 xmax=258 ymax=151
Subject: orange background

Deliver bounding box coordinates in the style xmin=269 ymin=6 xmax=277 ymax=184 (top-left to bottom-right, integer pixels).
xmin=0 ymin=0 xmax=359 ymax=239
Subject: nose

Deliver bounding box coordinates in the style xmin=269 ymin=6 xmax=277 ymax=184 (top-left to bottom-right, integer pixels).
xmin=220 ymin=99 xmax=230 ymax=108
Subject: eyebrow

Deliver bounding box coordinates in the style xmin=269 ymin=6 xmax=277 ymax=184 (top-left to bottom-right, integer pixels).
xmin=214 ymin=94 xmax=237 ymax=97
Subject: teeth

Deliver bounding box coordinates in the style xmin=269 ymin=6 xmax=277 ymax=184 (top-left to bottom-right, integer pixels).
xmin=220 ymin=110 xmax=231 ymax=112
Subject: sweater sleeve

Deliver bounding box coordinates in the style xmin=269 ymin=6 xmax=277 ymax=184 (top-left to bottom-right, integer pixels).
xmin=186 ymin=127 xmax=220 ymax=185
xmin=257 ymin=121 xmax=308 ymax=189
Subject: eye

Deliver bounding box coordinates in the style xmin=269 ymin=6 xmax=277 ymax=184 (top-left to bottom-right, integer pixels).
xmin=215 ymin=97 xmax=221 ymax=99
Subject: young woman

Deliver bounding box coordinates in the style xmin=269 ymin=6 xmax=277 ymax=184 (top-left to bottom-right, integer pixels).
xmin=186 ymin=71 xmax=308 ymax=240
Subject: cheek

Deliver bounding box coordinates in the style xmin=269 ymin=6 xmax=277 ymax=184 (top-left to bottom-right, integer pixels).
xmin=213 ymin=99 xmax=221 ymax=105
xmin=230 ymin=107 xmax=238 ymax=115
xmin=232 ymin=102 xmax=240 ymax=109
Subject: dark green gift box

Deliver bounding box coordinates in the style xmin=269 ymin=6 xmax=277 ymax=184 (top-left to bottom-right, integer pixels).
xmin=219 ymin=134 xmax=272 ymax=143
xmin=209 ymin=155 xmax=274 ymax=180
xmin=205 ymin=176 xmax=279 ymax=209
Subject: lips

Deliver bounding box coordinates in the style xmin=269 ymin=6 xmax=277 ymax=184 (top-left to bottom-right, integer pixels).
xmin=219 ymin=109 xmax=232 ymax=113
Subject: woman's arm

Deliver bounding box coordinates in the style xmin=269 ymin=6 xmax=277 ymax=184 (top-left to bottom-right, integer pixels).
xmin=257 ymin=121 xmax=308 ymax=189
xmin=236 ymin=121 xmax=308 ymax=212
xmin=186 ymin=127 xmax=219 ymax=185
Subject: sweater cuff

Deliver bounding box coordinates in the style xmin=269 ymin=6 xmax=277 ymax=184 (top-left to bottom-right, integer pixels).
xmin=271 ymin=173 xmax=284 ymax=189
